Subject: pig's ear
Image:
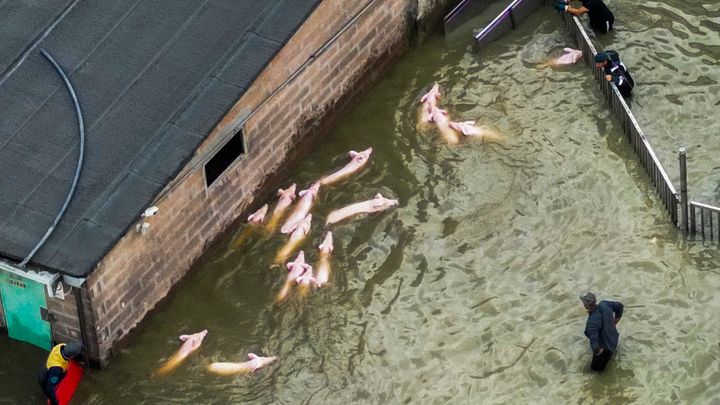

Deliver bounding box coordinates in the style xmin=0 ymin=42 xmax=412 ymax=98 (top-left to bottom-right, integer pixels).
xmin=248 ymin=353 xmax=258 ymax=360
xmin=299 ymin=190 xmax=307 ymax=197
xmin=179 ymin=335 xmax=189 ymax=341
xmin=374 ymin=193 xmax=383 ymax=199
xmin=349 ymin=151 xmax=358 ymax=158
xmin=277 ymin=188 xmax=284 ymax=196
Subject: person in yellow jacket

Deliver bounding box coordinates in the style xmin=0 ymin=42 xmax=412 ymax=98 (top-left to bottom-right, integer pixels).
xmin=38 ymin=341 xmax=83 ymax=405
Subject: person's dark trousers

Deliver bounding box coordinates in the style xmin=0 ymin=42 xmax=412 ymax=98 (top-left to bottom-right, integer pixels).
xmin=590 ymin=18 xmax=614 ymax=33
xmin=591 ymin=349 xmax=613 ymax=372
xmin=38 ymin=370 xmax=59 ymax=405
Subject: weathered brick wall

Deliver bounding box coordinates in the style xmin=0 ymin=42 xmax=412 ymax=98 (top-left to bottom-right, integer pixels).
xmin=81 ymin=0 xmax=436 ymax=366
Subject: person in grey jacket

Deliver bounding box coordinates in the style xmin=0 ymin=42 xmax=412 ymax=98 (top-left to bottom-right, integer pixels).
xmin=580 ymin=292 xmax=624 ymax=371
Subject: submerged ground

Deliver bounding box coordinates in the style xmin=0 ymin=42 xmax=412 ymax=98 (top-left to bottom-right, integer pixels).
xmin=2 ymin=1 xmax=719 ymax=403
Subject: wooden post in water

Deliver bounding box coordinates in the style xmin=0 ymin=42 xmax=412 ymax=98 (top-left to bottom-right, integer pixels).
xmin=679 ymin=148 xmax=688 ymax=234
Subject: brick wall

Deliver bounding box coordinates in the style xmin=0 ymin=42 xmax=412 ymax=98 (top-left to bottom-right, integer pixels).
xmin=81 ymin=0 xmax=430 ymax=366
xmin=46 ymin=287 xmax=97 ymax=360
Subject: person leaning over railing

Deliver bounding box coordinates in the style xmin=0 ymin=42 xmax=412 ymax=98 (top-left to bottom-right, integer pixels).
xmin=595 ymin=51 xmax=635 ymax=98
xmin=554 ymin=0 xmax=615 ymax=33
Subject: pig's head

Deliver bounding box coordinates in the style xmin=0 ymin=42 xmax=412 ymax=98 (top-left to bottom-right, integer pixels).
xmin=319 ymin=231 xmax=334 ymax=253
xmin=372 ymin=193 xmax=399 ymax=210
xmin=420 ymin=83 xmax=441 ymax=103
xmin=179 ymin=329 xmax=208 ymax=349
xmin=247 ymin=204 xmax=268 ymax=224
xmin=295 ymin=265 xmax=315 ymax=284
xmin=298 ymin=182 xmax=320 ymax=199
xmin=248 ymin=353 xmax=278 ymax=372
xmin=429 ymin=106 xmax=448 ymax=124
xmin=278 ymin=183 xmax=297 ymax=200
xmin=287 ymin=251 xmax=307 ymax=271
xmin=349 ymin=147 xmax=373 ymax=165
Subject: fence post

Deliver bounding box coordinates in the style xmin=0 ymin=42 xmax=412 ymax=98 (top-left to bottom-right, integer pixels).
xmin=679 ymin=147 xmax=688 ymax=234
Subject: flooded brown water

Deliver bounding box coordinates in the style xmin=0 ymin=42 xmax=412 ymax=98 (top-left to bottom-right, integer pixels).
xmin=3 ymin=2 xmax=720 ymax=404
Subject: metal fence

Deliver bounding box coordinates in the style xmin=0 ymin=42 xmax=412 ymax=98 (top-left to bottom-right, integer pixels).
xmin=563 ymin=13 xmax=720 ymax=242
xmin=689 ymin=202 xmax=720 ymax=243
xmin=473 ymin=0 xmax=546 ymax=49
xmin=563 ymin=14 xmax=679 ymax=224
xmin=444 ymin=0 xmax=490 ymax=34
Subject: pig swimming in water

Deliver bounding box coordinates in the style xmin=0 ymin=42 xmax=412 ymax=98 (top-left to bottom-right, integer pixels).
xmin=207 ymin=353 xmax=278 ymax=375
xmin=230 ymin=204 xmax=269 ymax=249
xmin=265 ymin=183 xmax=297 ymax=232
xmin=418 ymin=83 xmax=441 ymax=125
xmin=325 ymin=193 xmax=399 ymax=226
xmin=537 ymin=48 xmax=583 ymax=69
xmin=155 ymin=329 xmax=208 ymax=376
xmin=315 ymin=231 xmax=333 ymax=288
xmin=281 ymin=183 xmax=320 ymax=234
xmin=275 ymin=214 xmax=312 ymax=264
xmin=428 ymin=105 xmax=461 ymax=145
xmin=247 ymin=204 xmax=268 ymax=224
xmin=318 ymin=148 xmax=373 ymax=186
xmin=266 ymin=184 xmax=297 ymax=233
xmin=276 ymin=251 xmax=312 ymax=302
xmin=296 ymin=263 xmax=319 ymax=294
xmin=448 ymin=120 xmax=502 ymax=142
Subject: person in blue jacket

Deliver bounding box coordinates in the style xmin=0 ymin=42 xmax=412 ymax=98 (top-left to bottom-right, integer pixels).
xmin=594 ymin=52 xmax=635 ymax=97
xmin=580 ymin=292 xmax=624 ymax=371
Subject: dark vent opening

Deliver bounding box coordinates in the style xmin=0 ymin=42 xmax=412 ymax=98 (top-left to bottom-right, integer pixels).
xmin=204 ymin=129 xmax=246 ymax=187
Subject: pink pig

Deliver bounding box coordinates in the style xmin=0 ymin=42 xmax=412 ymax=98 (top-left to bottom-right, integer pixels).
xmin=207 ymin=353 xmax=279 ymax=375
xmin=276 ymin=251 xmax=312 ymax=302
xmin=275 ymin=214 xmax=312 ymax=264
xmin=419 ymin=83 xmax=441 ymax=124
xmin=273 ymin=184 xmax=297 ymax=215
xmin=281 ymin=183 xmax=320 ymax=234
xmin=155 ymin=329 xmax=208 ymax=376
xmin=266 ymin=183 xmax=297 ymax=232
xmin=296 ymin=264 xmax=318 ymax=289
xmin=247 ymin=204 xmax=268 ymax=224
xmin=315 ymin=231 xmax=333 ymax=287
xmin=429 ymin=105 xmax=460 ymax=145
xmin=448 ymin=120 xmax=502 ymax=142
xmin=537 ymin=48 xmax=583 ymax=69
xmin=554 ymin=48 xmax=582 ymax=65
xmin=318 ymin=148 xmax=373 ymax=186
xmin=325 ymin=193 xmax=399 ymax=226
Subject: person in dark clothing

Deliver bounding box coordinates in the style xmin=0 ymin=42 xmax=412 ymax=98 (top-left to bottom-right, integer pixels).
xmin=580 ymin=292 xmax=624 ymax=372
xmin=595 ymin=52 xmax=635 ymax=97
xmin=38 ymin=341 xmax=83 ymax=405
xmin=556 ymin=0 xmax=615 ymax=33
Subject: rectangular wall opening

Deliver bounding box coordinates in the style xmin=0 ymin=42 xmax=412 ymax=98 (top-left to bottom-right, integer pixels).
xmin=204 ymin=129 xmax=246 ymax=187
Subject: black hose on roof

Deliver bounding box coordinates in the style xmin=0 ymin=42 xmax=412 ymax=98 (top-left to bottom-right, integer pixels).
xmin=19 ymin=49 xmax=85 ymax=267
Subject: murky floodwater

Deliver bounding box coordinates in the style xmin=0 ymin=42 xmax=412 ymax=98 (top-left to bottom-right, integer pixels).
xmin=3 ymin=2 xmax=720 ymax=404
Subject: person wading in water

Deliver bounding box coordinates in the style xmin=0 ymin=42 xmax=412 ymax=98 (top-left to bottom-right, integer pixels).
xmin=580 ymin=292 xmax=624 ymax=372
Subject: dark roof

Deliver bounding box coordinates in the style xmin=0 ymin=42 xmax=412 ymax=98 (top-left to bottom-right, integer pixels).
xmin=0 ymin=0 xmax=321 ymax=277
